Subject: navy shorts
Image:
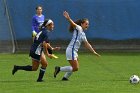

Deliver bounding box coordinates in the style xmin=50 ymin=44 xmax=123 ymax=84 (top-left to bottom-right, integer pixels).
xmin=29 ymin=51 xmax=41 ymax=62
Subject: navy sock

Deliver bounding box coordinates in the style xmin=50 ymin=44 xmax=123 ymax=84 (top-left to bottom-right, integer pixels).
xmin=16 ymin=65 xmax=32 ymax=71
xmin=37 ymin=67 xmax=46 ymax=81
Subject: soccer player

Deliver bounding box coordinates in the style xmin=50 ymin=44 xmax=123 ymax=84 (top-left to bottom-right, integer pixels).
xmin=32 ymin=5 xmax=44 ymax=38
xmin=12 ymin=19 xmax=60 ymax=82
xmin=54 ymin=11 xmax=100 ymax=81
xmin=32 ymin=5 xmax=58 ymax=58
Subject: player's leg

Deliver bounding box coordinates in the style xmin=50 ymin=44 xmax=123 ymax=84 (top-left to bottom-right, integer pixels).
xmin=32 ymin=60 xmax=40 ymax=71
xmin=54 ymin=48 xmax=79 ymax=80
xmin=69 ymin=59 xmax=79 ymax=71
xmin=54 ymin=59 xmax=79 ymax=80
xmin=12 ymin=52 xmax=40 ymax=75
xmin=37 ymin=52 xmax=48 ymax=82
xmin=62 ymin=60 xmax=79 ymax=80
xmin=60 ymin=60 xmax=79 ymax=72
xmin=12 ymin=59 xmax=39 ymax=75
xmin=62 ymin=51 xmax=79 ymax=81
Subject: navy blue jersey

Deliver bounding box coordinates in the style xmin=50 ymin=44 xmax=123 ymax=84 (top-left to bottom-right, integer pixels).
xmin=30 ymin=28 xmax=49 ymax=55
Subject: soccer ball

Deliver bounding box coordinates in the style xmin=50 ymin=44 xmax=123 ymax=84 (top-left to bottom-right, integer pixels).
xmin=130 ymin=75 xmax=140 ymax=84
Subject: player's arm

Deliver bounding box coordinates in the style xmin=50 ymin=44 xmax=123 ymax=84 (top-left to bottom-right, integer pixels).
xmin=43 ymin=32 xmax=60 ymax=51
xmin=32 ymin=17 xmax=37 ymax=37
xmin=84 ymin=40 xmax=100 ymax=57
xmin=63 ymin=11 xmax=77 ymax=28
xmin=47 ymin=43 xmax=60 ymax=51
xmin=42 ymin=41 xmax=53 ymax=58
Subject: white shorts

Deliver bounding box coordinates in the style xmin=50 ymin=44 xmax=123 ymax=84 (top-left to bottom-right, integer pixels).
xmin=66 ymin=47 xmax=78 ymax=60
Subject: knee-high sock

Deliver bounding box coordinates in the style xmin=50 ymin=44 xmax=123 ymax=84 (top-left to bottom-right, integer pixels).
xmin=64 ymin=72 xmax=73 ymax=79
xmin=60 ymin=66 xmax=73 ymax=72
xmin=16 ymin=65 xmax=32 ymax=71
xmin=37 ymin=67 xmax=46 ymax=81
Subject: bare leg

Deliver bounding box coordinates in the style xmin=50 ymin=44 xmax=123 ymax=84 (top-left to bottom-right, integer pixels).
xmin=37 ymin=52 xmax=48 ymax=82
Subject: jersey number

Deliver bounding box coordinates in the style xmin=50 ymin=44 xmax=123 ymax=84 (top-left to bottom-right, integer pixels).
xmin=36 ymin=31 xmax=42 ymax=40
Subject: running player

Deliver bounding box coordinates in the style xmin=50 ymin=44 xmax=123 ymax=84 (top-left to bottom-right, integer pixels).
xmin=32 ymin=5 xmax=58 ymax=58
xmin=12 ymin=19 xmax=60 ymax=82
xmin=54 ymin=11 xmax=100 ymax=81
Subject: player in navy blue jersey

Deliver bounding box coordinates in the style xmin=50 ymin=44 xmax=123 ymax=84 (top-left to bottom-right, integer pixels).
xmin=32 ymin=5 xmax=58 ymax=59
xmin=12 ymin=19 xmax=60 ymax=82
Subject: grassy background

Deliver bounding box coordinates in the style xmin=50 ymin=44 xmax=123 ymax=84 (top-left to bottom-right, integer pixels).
xmin=0 ymin=52 xmax=140 ymax=93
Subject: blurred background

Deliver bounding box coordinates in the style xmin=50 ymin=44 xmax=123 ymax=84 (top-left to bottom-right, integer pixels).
xmin=0 ymin=0 xmax=140 ymax=53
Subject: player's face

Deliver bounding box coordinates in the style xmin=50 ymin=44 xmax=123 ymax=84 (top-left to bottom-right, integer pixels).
xmin=36 ymin=7 xmax=42 ymax=15
xmin=81 ymin=21 xmax=89 ymax=30
xmin=47 ymin=22 xmax=54 ymax=31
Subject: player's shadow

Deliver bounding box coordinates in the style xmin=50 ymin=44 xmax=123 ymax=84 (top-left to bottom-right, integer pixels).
xmin=100 ymin=79 xmax=128 ymax=81
xmin=0 ymin=80 xmax=33 ymax=83
xmin=0 ymin=79 xmax=64 ymax=83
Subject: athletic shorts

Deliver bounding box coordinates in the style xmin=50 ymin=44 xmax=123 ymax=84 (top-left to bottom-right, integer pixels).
xmin=66 ymin=47 xmax=78 ymax=60
xmin=29 ymin=50 xmax=41 ymax=62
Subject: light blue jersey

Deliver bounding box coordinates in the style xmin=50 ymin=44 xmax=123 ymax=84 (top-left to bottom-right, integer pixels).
xmin=32 ymin=14 xmax=45 ymax=33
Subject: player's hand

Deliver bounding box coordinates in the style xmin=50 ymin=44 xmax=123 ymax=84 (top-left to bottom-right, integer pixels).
xmin=32 ymin=31 xmax=37 ymax=37
xmin=48 ymin=54 xmax=53 ymax=59
xmin=63 ymin=11 xmax=70 ymax=19
xmin=94 ymin=52 xmax=101 ymax=57
xmin=53 ymin=47 xmax=61 ymax=51
xmin=48 ymin=54 xmax=58 ymax=59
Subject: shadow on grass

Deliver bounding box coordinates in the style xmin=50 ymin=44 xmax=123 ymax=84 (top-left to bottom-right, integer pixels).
xmin=0 ymin=79 xmax=68 ymax=83
xmin=100 ymin=79 xmax=128 ymax=81
xmin=0 ymin=80 xmax=34 ymax=83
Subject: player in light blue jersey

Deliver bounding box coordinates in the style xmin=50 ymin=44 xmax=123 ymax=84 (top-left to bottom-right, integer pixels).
xmin=54 ymin=11 xmax=100 ymax=81
xmin=12 ymin=19 xmax=60 ymax=82
xmin=32 ymin=5 xmax=58 ymax=59
xmin=32 ymin=6 xmax=44 ymax=37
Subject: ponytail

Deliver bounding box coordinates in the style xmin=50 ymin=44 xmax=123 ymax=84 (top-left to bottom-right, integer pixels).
xmin=69 ymin=18 xmax=88 ymax=32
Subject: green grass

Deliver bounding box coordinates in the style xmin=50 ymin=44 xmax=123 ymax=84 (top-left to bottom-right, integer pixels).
xmin=0 ymin=52 xmax=140 ymax=93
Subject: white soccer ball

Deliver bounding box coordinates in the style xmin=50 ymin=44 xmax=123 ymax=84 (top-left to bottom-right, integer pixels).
xmin=130 ymin=75 xmax=140 ymax=84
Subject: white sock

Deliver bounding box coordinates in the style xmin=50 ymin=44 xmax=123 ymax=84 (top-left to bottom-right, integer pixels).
xmin=60 ymin=66 xmax=73 ymax=72
xmin=64 ymin=72 xmax=73 ymax=79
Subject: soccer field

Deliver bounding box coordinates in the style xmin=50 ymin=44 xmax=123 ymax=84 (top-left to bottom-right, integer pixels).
xmin=0 ymin=52 xmax=140 ymax=93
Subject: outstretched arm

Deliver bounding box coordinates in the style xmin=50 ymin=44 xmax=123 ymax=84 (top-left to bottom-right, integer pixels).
xmin=63 ymin=11 xmax=77 ymax=28
xmin=84 ymin=41 xmax=100 ymax=57
xmin=47 ymin=43 xmax=61 ymax=51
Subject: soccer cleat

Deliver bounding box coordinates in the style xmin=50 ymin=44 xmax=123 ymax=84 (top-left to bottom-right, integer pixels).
xmin=37 ymin=79 xmax=44 ymax=82
xmin=62 ymin=77 xmax=69 ymax=81
xmin=54 ymin=66 xmax=60 ymax=78
xmin=51 ymin=54 xmax=58 ymax=59
xmin=12 ymin=65 xmax=18 ymax=75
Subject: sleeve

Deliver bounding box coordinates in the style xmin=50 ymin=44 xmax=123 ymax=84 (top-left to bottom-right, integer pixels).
xmin=32 ymin=16 xmax=36 ymax=31
xmin=43 ymin=31 xmax=50 ymax=43
xmin=75 ymin=25 xmax=83 ymax=32
xmin=81 ymin=33 xmax=87 ymax=42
